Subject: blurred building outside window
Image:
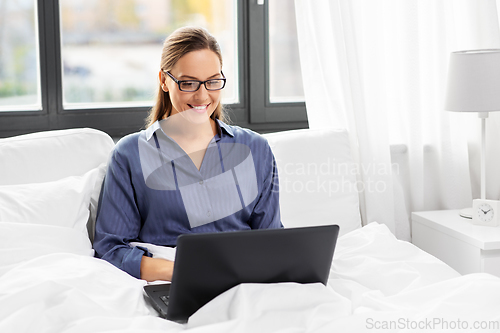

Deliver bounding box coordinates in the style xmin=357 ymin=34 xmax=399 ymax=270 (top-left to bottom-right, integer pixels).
xmin=0 ymin=0 xmax=40 ymax=111
xmin=0 ymin=0 xmax=304 ymax=114
xmin=59 ymin=0 xmax=238 ymax=108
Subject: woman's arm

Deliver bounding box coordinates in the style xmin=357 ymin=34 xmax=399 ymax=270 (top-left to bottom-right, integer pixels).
xmin=248 ymin=142 xmax=283 ymax=229
xmin=140 ymin=256 xmax=174 ymax=282
xmin=94 ymin=140 xmax=150 ymax=279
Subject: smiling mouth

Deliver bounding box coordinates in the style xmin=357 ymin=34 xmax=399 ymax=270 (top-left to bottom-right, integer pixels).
xmin=188 ymin=104 xmax=210 ymax=112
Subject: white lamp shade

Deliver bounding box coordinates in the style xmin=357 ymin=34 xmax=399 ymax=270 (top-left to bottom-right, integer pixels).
xmin=445 ymin=49 xmax=500 ymax=112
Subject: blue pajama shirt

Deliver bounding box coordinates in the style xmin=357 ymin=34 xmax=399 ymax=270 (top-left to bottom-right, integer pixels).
xmin=93 ymin=119 xmax=282 ymax=279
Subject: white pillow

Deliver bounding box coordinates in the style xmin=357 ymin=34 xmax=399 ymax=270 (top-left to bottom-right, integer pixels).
xmin=263 ymin=128 xmax=361 ymax=236
xmin=0 ymin=128 xmax=114 ymax=186
xmin=0 ymin=166 xmax=104 ymax=233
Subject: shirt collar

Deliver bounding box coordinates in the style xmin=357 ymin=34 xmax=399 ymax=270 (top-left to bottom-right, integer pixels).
xmin=145 ymin=120 xmax=162 ymax=141
xmin=216 ymin=119 xmax=234 ymax=138
xmin=145 ymin=118 xmax=234 ymax=142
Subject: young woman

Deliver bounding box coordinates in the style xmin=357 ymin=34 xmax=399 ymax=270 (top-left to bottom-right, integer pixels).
xmin=93 ymin=27 xmax=282 ymax=282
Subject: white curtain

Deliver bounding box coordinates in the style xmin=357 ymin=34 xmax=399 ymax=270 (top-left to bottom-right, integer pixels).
xmin=295 ymin=0 xmax=500 ymax=240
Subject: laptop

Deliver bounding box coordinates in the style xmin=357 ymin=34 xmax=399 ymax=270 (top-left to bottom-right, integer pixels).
xmin=144 ymin=224 xmax=339 ymax=323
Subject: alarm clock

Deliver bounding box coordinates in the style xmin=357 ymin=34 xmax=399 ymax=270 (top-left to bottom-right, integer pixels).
xmin=472 ymin=199 xmax=500 ymax=227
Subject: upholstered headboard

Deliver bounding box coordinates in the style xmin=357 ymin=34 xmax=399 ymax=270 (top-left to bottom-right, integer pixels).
xmin=0 ymin=127 xmax=361 ymax=240
xmin=0 ymin=128 xmax=114 ymax=185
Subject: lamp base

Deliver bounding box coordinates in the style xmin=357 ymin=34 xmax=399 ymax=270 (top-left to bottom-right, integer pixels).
xmin=459 ymin=207 xmax=473 ymax=219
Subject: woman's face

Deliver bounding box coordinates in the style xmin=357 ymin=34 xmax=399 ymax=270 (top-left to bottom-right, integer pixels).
xmin=161 ymin=49 xmax=223 ymax=124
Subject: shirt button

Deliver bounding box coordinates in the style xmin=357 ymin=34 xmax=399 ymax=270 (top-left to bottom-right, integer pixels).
xmin=207 ymin=211 xmax=211 ymax=217
xmin=199 ymin=180 xmax=204 ymax=185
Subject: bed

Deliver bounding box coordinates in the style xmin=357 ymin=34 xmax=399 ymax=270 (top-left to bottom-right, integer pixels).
xmin=1 ymin=127 xmax=499 ymax=333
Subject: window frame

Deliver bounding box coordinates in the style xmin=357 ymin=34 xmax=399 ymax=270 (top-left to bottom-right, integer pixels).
xmin=0 ymin=0 xmax=307 ymax=138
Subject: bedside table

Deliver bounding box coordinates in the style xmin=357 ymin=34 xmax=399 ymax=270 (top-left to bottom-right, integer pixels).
xmin=411 ymin=210 xmax=500 ymax=277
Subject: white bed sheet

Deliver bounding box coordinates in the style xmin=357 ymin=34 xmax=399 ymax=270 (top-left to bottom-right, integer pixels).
xmin=1 ymin=222 xmax=499 ymax=333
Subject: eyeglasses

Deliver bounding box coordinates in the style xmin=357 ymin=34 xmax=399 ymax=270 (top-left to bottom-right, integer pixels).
xmin=164 ymin=71 xmax=226 ymax=92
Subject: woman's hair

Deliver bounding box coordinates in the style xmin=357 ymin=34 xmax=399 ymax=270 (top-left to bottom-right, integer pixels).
xmin=145 ymin=26 xmax=228 ymax=128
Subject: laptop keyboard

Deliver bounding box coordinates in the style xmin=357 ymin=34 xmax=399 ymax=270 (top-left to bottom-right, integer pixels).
xmin=160 ymin=295 xmax=170 ymax=307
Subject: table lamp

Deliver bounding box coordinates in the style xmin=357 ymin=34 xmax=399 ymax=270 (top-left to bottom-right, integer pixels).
xmin=445 ymin=49 xmax=500 ymax=226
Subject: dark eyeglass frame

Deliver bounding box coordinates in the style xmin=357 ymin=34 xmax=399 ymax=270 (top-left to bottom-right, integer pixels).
xmin=164 ymin=70 xmax=226 ymax=92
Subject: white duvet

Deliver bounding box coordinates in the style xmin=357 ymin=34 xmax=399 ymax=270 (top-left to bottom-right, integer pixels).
xmin=1 ymin=222 xmax=499 ymax=333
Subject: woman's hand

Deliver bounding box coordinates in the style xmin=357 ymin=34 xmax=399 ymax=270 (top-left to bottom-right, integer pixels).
xmin=140 ymin=256 xmax=174 ymax=282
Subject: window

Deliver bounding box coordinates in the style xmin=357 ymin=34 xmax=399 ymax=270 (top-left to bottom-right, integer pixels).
xmin=0 ymin=0 xmax=307 ymax=138
xmin=0 ymin=0 xmax=41 ymax=111
xmin=59 ymin=0 xmax=238 ymax=107
xmin=248 ymin=0 xmax=306 ymax=124
xmin=268 ymin=0 xmax=304 ymax=104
